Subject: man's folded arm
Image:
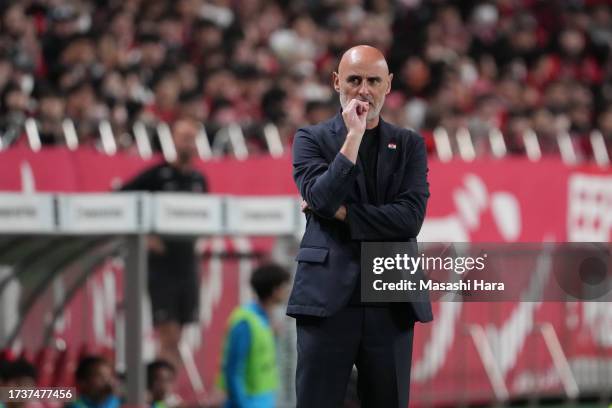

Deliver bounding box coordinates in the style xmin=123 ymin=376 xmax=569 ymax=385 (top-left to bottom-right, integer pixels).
xmin=345 ymin=135 xmax=430 ymax=240
xmin=293 ymin=128 xmax=359 ymax=218
xmin=345 ymin=192 xmax=428 ymax=239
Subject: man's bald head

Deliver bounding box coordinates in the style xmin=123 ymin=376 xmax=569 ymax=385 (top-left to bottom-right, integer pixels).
xmin=337 ymin=45 xmax=389 ymax=77
xmin=333 ymin=45 xmax=393 ymax=126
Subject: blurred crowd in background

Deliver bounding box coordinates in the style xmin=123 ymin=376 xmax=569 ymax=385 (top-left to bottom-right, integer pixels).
xmin=0 ymin=0 xmax=611 ymax=158
xmin=0 ymin=352 xmax=182 ymax=408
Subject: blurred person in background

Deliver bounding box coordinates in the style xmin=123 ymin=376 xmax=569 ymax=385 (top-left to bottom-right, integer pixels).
xmin=531 ymin=107 xmax=561 ymax=155
xmin=143 ymin=69 xmax=181 ymax=124
xmin=35 ymin=84 xmax=66 ymax=145
xmin=3 ymin=358 xmax=37 ymax=388
xmin=0 ymin=82 xmax=31 ymax=146
xmin=120 ymin=117 xmax=208 ymax=369
xmin=2 ymin=358 xmax=40 ymax=408
xmin=218 ymin=263 xmax=290 ymax=408
xmin=67 ymin=356 xmax=120 ymax=408
xmin=467 ymin=94 xmax=504 ymax=155
xmin=147 ymin=360 xmax=178 ymax=408
xmin=64 ymin=80 xmax=105 ymax=145
xmin=42 ymin=5 xmax=81 ymax=82
xmin=136 ymin=33 xmax=168 ymax=86
xmin=178 ymin=90 xmax=208 ymax=125
xmin=304 ymin=99 xmax=337 ymax=126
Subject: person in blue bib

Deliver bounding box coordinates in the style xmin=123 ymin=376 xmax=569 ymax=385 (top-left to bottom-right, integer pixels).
xmin=67 ymin=356 xmax=120 ymax=408
xmin=218 ymin=263 xmax=291 ymax=408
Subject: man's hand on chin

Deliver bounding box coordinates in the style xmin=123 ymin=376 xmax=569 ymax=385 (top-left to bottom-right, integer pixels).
xmin=300 ymin=199 xmax=347 ymax=222
xmin=334 ymin=205 xmax=347 ymax=221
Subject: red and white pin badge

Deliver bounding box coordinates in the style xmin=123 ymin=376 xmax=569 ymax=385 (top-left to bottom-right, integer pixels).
xmin=387 ymin=142 xmax=397 ymax=149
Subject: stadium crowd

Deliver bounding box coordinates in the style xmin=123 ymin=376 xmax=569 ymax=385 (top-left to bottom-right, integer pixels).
xmin=0 ymin=0 xmax=611 ymax=159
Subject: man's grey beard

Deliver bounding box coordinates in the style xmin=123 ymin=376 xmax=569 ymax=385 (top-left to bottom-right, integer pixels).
xmin=339 ymin=93 xmax=384 ymax=121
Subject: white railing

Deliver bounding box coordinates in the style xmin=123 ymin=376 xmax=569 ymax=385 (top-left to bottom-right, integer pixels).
xmin=433 ymin=126 xmax=453 ymax=162
xmin=456 ymin=127 xmax=476 ymax=162
xmin=488 ymin=127 xmax=507 ymax=158
xmin=99 ymin=120 xmax=117 ymax=155
xmin=156 ymin=122 xmax=178 ymax=163
xmin=24 ymin=118 xmax=42 ymax=152
xmin=4 ymin=119 xmax=611 ymax=167
xmin=590 ymin=130 xmax=610 ymax=167
xmin=133 ymin=121 xmax=153 ymax=159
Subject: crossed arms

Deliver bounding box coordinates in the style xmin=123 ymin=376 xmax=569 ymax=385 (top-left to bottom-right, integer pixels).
xmin=292 ymin=127 xmax=430 ymax=241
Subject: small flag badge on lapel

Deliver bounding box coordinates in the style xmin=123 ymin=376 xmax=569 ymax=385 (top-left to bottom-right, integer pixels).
xmin=387 ymin=140 xmax=397 ymax=149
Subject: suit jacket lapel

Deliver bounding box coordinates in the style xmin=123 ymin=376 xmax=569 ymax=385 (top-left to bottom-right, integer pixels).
xmin=376 ymin=118 xmax=398 ymax=204
xmin=331 ymin=113 xmax=368 ymax=201
xmin=330 ymin=113 xmax=346 ymax=152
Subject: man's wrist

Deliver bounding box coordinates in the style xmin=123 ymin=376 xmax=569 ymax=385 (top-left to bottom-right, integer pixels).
xmin=340 ymin=132 xmax=363 ymax=164
xmin=346 ymin=130 xmax=364 ymax=140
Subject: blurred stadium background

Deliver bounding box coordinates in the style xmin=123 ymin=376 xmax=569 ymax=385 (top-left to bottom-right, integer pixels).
xmin=0 ymin=0 xmax=611 ymax=407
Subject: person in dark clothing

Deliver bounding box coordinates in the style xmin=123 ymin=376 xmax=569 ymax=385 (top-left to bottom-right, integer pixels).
xmin=67 ymin=356 xmax=120 ymax=408
xmin=147 ymin=360 xmax=176 ymax=408
xmin=292 ymin=45 xmax=431 ymax=408
xmin=0 ymin=358 xmax=38 ymax=408
xmin=120 ymin=117 xmax=208 ymax=368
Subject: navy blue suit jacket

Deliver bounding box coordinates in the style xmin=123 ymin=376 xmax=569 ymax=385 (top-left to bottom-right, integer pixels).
xmin=288 ymin=113 xmax=433 ymax=323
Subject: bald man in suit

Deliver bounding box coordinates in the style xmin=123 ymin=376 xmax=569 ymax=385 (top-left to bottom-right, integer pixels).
xmin=288 ymin=45 xmax=433 ymax=407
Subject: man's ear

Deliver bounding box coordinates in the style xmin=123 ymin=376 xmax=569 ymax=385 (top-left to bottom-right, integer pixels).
xmin=332 ymin=72 xmax=340 ymax=92
xmin=386 ymin=73 xmax=394 ymax=94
